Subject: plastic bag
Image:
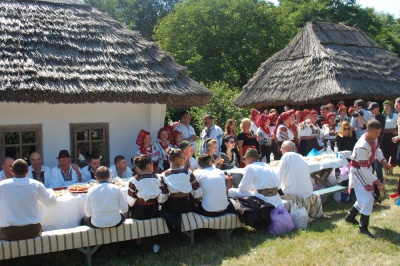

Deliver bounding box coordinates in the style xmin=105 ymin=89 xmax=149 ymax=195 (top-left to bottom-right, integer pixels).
xmin=268 ymin=205 xmax=294 ymax=234
xmin=290 ymin=204 xmax=308 ymax=230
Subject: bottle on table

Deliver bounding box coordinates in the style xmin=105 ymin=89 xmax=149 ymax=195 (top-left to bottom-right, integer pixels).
xmin=270 ymin=153 xmax=274 ymax=163
xmin=334 ymin=142 xmax=339 ymax=157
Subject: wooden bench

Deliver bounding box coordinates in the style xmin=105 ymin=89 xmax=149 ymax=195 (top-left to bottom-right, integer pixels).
xmin=312 ymin=185 xmax=346 ymax=197
xmin=0 ymin=212 xmax=244 ymax=265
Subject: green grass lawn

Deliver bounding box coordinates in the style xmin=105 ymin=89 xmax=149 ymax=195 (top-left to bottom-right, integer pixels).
xmin=4 ymin=170 xmax=400 ymax=266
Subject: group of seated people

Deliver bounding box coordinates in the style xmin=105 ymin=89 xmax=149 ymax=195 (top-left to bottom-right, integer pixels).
xmin=0 ymin=137 xmax=316 ymax=241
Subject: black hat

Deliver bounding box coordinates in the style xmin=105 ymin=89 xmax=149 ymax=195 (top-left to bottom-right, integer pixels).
xmin=57 ymin=150 xmax=71 ymax=159
xmin=367 ymin=102 xmax=379 ymax=110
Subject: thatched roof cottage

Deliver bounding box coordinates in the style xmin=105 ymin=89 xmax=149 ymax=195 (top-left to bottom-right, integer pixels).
xmin=234 ymin=21 xmax=400 ymax=109
xmin=0 ymin=0 xmax=211 ymax=167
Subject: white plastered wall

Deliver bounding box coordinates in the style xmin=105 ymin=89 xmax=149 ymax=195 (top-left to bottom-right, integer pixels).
xmin=0 ymin=102 xmax=166 ymax=167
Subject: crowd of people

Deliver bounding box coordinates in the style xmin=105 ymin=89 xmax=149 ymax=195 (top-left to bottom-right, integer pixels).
xmin=0 ymin=98 xmax=399 ymax=242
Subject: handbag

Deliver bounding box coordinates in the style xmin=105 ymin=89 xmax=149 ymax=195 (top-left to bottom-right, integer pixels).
xmin=268 ymin=205 xmax=294 ymax=234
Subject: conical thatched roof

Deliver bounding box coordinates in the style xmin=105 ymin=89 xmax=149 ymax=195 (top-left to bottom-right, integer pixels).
xmin=0 ymin=0 xmax=211 ymax=107
xmin=234 ymin=21 xmax=400 ymax=108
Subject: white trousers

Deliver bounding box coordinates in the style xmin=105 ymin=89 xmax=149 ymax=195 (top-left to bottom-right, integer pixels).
xmin=351 ymin=169 xmax=374 ymax=215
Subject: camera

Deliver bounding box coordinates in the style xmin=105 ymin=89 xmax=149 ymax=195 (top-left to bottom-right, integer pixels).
xmin=352 ymin=110 xmax=364 ymax=118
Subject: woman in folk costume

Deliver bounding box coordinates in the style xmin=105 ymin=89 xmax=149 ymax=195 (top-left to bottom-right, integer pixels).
xmin=337 ymin=105 xmax=350 ymax=123
xmin=381 ymin=100 xmax=399 ymax=168
xmin=154 ymin=127 xmax=173 ymax=171
xmin=237 ymin=118 xmax=260 ymax=167
xmin=171 ymin=130 xmax=184 ymax=149
xmin=345 ymin=120 xmax=391 ymax=238
xmin=136 ymin=129 xmax=163 ymax=173
xmin=127 ymin=155 xmax=168 ymax=220
xmin=287 ymin=109 xmax=300 ymax=149
xmin=321 ymin=112 xmax=338 ymax=146
xmin=250 ymin=109 xmax=261 ymax=134
xmin=256 ymin=114 xmax=275 ymax=163
xmin=275 ymin=111 xmax=295 ymax=158
xmin=298 ymin=109 xmax=320 ymax=156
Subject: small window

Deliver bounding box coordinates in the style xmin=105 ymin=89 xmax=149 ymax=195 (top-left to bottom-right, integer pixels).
xmin=70 ymin=123 xmax=109 ymax=167
xmin=0 ymin=125 xmax=42 ymax=161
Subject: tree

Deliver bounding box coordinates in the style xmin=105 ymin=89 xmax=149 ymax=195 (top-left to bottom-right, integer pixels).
xmin=86 ymin=0 xmax=181 ymax=39
xmin=154 ymin=0 xmax=281 ymax=88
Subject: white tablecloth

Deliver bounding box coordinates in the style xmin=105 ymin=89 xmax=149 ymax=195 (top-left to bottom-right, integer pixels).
xmin=227 ymin=157 xmax=348 ymax=175
xmin=41 ymin=187 xmax=129 ymax=231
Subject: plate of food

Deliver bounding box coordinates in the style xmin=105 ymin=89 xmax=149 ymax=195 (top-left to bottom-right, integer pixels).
xmin=53 ymin=186 xmax=67 ymax=191
xmin=68 ymin=184 xmax=90 ymax=193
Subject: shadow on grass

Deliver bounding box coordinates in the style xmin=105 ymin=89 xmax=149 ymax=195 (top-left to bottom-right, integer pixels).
xmin=371 ymin=226 xmax=400 ymax=245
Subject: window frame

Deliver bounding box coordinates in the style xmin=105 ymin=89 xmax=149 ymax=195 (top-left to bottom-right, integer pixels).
xmin=0 ymin=124 xmax=43 ymax=162
xmin=69 ymin=123 xmax=110 ymax=167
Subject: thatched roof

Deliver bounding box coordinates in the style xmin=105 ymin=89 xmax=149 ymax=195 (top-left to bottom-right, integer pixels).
xmin=234 ymin=21 xmax=400 ymax=108
xmin=0 ymin=0 xmax=211 ymax=107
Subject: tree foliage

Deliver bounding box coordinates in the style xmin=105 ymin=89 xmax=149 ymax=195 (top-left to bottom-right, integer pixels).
xmin=154 ymin=0 xmax=281 ymax=88
xmin=85 ymin=0 xmax=180 ymax=39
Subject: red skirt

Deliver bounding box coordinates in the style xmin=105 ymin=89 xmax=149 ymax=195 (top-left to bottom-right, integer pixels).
xmin=239 ymin=145 xmax=257 ymax=167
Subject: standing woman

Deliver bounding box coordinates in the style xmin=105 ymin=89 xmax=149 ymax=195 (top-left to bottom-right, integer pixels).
xmin=136 ymin=129 xmax=163 ymax=173
xmin=237 ymin=118 xmax=260 ymax=167
xmin=154 ymin=127 xmax=173 ymax=171
xmin=381 ymin=100 xmax=399 ymax=168
xmin=274 ymin=112 xmax=294 ymax=158
xmin=162 ymin=148 xmax=201 ymax=213
xmin=127 ymin=155 xmax=168 ymax=220
xmin=250 ymin=109 xmax=261 ymax=134
xmin=256 ymin=114 xmax=274 ymax=163
xmin=224 ymin=119 xmax=240 ymax=160
xmin=321 ymin=112 xmax=338 ymax=146
xmin=337 ymin=106 xmax=349 ymax=123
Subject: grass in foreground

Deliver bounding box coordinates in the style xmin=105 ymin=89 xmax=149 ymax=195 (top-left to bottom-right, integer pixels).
xmin=3 ymin=170 xmax=400 ymax=266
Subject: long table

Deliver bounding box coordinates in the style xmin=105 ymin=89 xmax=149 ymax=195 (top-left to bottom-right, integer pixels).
xmin=41 ymin=186 xmax=129 ymax=231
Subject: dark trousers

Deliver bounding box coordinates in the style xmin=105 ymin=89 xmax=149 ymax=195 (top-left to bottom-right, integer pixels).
xmin=194 ymin=203 xmax=229 ymax=217
xmin=165 ymin=196 xmax=195 ymax=213
xmin=130 ymin=203 xmax=159 ymax=220
xmin=81 ymin=214 xmax=125 ymax=228
xmin=0 ymin=223 xmax=42 ymax=241
xmin=259 ymin=145 xmax=272 ymax=163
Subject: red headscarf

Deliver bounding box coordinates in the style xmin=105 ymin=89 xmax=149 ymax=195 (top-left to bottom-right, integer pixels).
xmin=310 ymin=110 xmax=318 ymax=116
xmin=274 ymin=111 xmax=291 ymax=135
xmin=300 ymin=109 xmax=310 ymax=122
xmin=348 ymin=106 xmax=355 ymax=115
xmin=256 ymin=114 xmax=272 ymax=134
xmin=323 ymin=112 xmax=336 ymax=125
xmin=338 ymin=106 xmax=347 ymax=114
xmin=251 ymin=109 xmax=260 ymax=122
xmin=136 ymin=129 xmax=150 ymax=146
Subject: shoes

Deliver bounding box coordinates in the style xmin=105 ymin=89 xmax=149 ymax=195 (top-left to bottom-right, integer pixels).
xmin=359 ymin=214 xmax=376 ymax=239
xmin=345 ymin=207 xmax=359 ymax=225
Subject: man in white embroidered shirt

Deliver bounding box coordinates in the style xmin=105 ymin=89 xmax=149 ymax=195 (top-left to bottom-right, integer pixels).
xmin=27 ymin=152 xmax=53 ymax=188
xmin=345 ymin=120 xmax=391 ymax=238
xmin=228 ymin=149 xmax=283 ymax=207
xmin=174 ymin=111 xmax=198 ymax=153
xmin=275 ymin=141 xmax=313 ymax=198
xmin=81 ymin=166 xmax=128 ymax=228
xmin=109 ymin=155 xmax=133 ymax=179
xmin=50 ymin=150 xmax=82 ymax=187
xmin=200 ymin=114 xmax=223 ymax=155
xmin=0 ymin=159 xmax=56 ymax=240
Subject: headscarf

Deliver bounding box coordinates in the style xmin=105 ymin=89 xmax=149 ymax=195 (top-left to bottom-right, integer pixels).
xmin=256 ymin=114 xmax=272 ymax=134
xmin=382 ymin=100 xmax=394 ymax=117
xmin=348 ymin=106 xmax=355 ymax=115
xmin=300 ymin=109 xmax=310 ymax=122
xmin=324 ymin=112 xmax=337 ymax=126
xmin=251 ymin=109 xmax=260 ymax=122
xmin=338 ymin=106 xmax=347 ymax=115
xmin=136 ymin=129 xmax=150 ymax=146
xmin=274 ymin=111 xmax=290 ymax=135
xmin=310 ymin=110 xmax=318 ymax=116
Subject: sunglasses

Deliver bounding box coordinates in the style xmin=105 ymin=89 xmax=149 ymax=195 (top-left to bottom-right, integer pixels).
xmin=344 ymin=128 xmax=350 ymax=130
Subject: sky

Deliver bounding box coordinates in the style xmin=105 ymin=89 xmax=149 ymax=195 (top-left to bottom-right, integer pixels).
xmin=269 ymin=0 xmax=400 ymax=18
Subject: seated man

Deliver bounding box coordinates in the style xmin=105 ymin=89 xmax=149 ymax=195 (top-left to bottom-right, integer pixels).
xmin=81 ymin=166 xmax=128 ymax=228
xmin=228 ymin=149 xmax=283 ymax=207
xmin=0 ymin=159 xmax=56 ymax=240
xmin=0 ymin=157 xmax=14 ymax=181
xmin=193 ymin=154 xmax=230 ymax=217
xmin=81 ymin=154 xmax=101 ymax=182
xmin=180 ymin=140 xmax=199 ymax=171
xmin=110 ymin=155 xmax=133 ymax=179
xmin=27 ymin=152 xmax=53 ymax=188
xmin=50 ymin=150 xmax=82 ymax=187
xmin=275 ymin=140 xmax=313 ymax=198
